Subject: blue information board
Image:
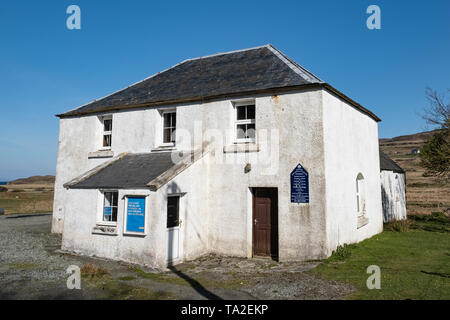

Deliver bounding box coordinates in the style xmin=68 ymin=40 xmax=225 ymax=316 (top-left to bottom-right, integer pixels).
xmin=126 ymin=197 xmax=146 ymax=233
xmin=290 ymin=164 xmax=309 ymax=203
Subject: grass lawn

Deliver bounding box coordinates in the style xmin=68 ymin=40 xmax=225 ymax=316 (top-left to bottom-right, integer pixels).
xmin=312 ymin=214 xmax=450 ymax=300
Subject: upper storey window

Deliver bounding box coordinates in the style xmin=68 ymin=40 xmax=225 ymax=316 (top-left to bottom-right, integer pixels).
xmin=234 ymin=101 xmax=255 ymax=142
xmin=102 ymin=115 xmax=112 ymax=149
xmin=162 ymin=110 xmax=176 ymax=145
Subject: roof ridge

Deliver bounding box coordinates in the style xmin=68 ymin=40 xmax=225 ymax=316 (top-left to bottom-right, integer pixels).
xmin=266 ymin=45 xmax=323 ymax=83
xmin=182 ymin=44 xmax=271 ymax=63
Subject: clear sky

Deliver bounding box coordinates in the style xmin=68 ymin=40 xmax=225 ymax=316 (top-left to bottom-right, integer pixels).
xmin=0 ymin=0 xmax=449 ymax=180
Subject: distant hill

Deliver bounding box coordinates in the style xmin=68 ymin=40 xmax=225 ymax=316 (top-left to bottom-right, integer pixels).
xmin=380 ymin=129 xmax=449 ymax=215
xmin=8 ymin=175 xmax=55 ymax=185
xmin=379 ymin=129 xmax=441 ymax=154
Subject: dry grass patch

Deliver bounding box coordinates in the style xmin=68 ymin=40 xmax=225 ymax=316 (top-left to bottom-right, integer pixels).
xmin=80 ymin=263 xmax=109 ymax=279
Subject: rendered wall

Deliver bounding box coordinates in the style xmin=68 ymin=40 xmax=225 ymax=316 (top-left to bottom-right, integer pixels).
xmin=55 ymin=87 xmax=381 ymax=266
xmin=322 ymin=90 xmax=383 ymax=255
xmin=381 ymin=171 xmax=407 ymax=222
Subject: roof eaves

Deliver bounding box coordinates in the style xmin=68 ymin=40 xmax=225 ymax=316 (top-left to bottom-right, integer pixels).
xmin=64 ymin=152 xmax=129 ymax=188
xmin=323 ymin=83 xmax=382 ymax=122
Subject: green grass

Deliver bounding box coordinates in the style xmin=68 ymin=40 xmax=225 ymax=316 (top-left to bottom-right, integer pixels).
xmin=97 ymin=280 xmax=173 ymax=300
xmin=312 ymin=216 xmax=450 ymax=299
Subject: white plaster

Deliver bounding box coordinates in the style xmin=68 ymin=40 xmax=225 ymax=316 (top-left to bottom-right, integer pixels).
xmin=54 ymin=87 xmax=385 ymax=267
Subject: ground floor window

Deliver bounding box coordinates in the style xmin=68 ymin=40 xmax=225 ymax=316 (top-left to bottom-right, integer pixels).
xmin=103 ymin=191 xmax=118 ymax=222
xmin=356 ymin=173 xmax=366 ymax=216
xmin=167 ymin=196 xmax=180 ymax=228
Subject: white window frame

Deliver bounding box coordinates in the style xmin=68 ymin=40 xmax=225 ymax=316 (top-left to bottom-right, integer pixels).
xmin=233 ymin=100 xmax=256 ymax=144
xmin=101 ymin=115 xmax=113 ymax=150
xmin=161 ymin=109 xmax=176 ymax=147
xmin=98 ymin=189 xmax=119 ymax=226
xmin=356 ymin=173 xmax=365 ymax=217
xmin=123 ymin=195 xmax=149 ymax=236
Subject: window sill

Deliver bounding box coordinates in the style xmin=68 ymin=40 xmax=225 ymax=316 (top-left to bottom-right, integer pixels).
xmin=357 ymin=216 xmax=369 ymax=229
xmin=123 ymin=232 xmax=147 ymax=238
xmin=92 ymin=224 xmax=118 ymax=236
xmin=223 ymin=143 xmax=260 ymax=153
xmin=88 ymin=150 xmax=114 ymax=159
xmin=151 ymin=145 xmax=176 ymax=152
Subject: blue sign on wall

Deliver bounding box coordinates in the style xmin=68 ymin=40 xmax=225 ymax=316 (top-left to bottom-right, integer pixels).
xmin=126 ymin=197 xmax=146 ymax=233
xmin=291 ymin=164 xmax=309 ymax=203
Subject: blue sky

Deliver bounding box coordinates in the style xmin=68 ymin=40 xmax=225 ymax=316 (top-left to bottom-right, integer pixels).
xmin=0 ymin=0 xmax=449 ymax=180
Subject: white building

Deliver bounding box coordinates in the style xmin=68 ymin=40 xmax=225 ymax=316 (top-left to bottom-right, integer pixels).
xmin=380 ymin=150 xmax=407 ymax=222
xmin=53 ymin=45 xmax=383 ymax=268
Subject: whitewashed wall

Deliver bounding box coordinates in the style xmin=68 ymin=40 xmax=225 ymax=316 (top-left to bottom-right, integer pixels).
xmin=322 ymin=90 xmax=383 ymax=254
xmin=381 ymin=171 xmax=407 ymax=222
xmin=54 ymin=87 xmax=382 ymax=266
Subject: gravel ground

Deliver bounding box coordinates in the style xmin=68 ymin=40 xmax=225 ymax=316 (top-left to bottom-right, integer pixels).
xmin=0 ymin=214 xmax=354 ymax=300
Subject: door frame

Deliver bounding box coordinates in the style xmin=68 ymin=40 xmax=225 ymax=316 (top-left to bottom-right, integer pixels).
xmin=166 ymin=193 xmax=186 ymax=265
xmin=251 ymin=187 xmax=279 ymax=261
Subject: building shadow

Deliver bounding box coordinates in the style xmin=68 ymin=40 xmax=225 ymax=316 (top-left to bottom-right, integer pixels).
xmin=166 ymin=181 xmax=222 ymax=300
xmin=167 ymin=264 xmax=223 ymax=300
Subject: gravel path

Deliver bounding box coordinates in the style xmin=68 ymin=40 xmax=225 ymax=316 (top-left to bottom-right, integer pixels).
xmin=0 ymin=214 xmax=354 ymax=300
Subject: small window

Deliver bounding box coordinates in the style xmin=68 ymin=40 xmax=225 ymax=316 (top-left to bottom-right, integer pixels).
xmin=167 ymin=196 xmax=180 ymax=228
xmin=235 ymin=102 xmax=255 ymax=142
xmin=102 ymin=116 xmax=112 ymax=148
xmin=356 ymin=173 xmax=365 ymax=217
xmin=162 ymin=111 xmax=176 ymax=144
xmin=103 ymin=191 xmax=118 ymax=222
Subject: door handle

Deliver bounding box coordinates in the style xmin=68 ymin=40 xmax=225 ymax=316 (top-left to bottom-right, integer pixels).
xmin=254 ymin=219 xmax=258 ymax=224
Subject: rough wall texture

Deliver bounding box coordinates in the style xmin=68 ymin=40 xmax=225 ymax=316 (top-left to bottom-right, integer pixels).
xmin=54 ymin=88 xmax=381 ymax=267
xmin=322 ymin=90 xmax=383 ymax=255
xmin=381 ymin=171 xmax=407 ymax=222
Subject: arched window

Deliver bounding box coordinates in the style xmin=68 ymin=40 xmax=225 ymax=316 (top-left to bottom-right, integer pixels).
xmin=356 ymin=173 xmax=365 ymax=216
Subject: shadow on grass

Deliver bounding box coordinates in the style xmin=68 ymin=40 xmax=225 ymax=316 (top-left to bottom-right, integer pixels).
xmin=168 ymin=264 xmax=222 ymax=300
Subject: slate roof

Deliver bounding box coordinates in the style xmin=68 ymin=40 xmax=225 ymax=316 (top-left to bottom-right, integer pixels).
xmin=68 ymin=152 xmax=179 ymax=189
xmin=58 ymin=45 xmax=381 ymax=121
xmin=380 ymin=149 xmax=405 ymax=173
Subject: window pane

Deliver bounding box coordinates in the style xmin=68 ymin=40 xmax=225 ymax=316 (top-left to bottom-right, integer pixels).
xmin=237 ymin=124 xmax=246 ymax=139
xmin=246 ymin=124 xmax=256 ymax=139
xmin=103 ymin=207 xmax=112 ymax=221
xmin=237 ymin=106 xmax=246 ymax=120
xmin=246 ymin=105 xmax=255 ymax=120
xmin=104 ymin=119 xmax=112 ymax=132
xmin=163 ymin=128 xmax=172 ymax=143
xmin=167 ymin=197 xmax=180 ymax=228
xmin=103 ymin=134 xmax=112 ymax=147
xmin=104 ymin=192 xmax=112 ymax=207
xmin=112 ymin=207 xmax=118 ymax=222
xmin=171 ymin=112 xmax=176 ymax=127
xmin=164 ymin=113 xmax=171 ymax=128
xmin=112 ymin=192 xmax=118 ymax=206
xmin=170 ymin=128 xmax=176 ymax=143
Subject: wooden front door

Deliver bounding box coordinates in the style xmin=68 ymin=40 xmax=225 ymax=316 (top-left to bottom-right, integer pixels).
xmin=252 ymin=188 xmax=278 ymax=259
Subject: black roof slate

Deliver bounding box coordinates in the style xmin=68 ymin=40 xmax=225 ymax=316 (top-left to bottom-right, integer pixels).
xmin=58 ymin=44 xmax=381 ymax=122
xmin=70 ymin=153 xmax=178 ymax=189
xmin=380 ymin=149 xmax=405 ymax=173
xmin=58 ymin=45 xmax=323 ymax=117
